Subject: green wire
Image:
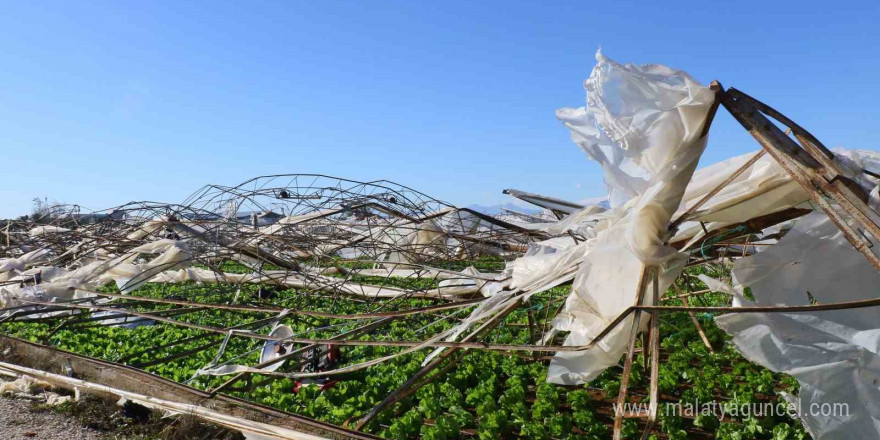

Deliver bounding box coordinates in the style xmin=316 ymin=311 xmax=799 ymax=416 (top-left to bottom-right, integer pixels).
xmin=700 ymin=225 xmax=747 ymax=260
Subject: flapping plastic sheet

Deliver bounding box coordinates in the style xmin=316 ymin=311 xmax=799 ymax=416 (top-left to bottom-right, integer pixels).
xmin=0 ymin=248 xmax=52 ymax=281
xmin=429 ymin=51 xmax=715 ymax=382
xmin=715 ymin=207 xmax=880 ymax=439
xmin=0 ymin=239 xmax=192 ymax=309
xmin=546 ymin=51 xmax=714 ymax=384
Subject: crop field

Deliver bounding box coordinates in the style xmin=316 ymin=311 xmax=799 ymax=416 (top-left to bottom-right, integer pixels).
xmin=6 ymin=4 xmax=880 ymax=439
xmin=0 ymin=261 xmax=809 ymax=440
xmin=5 ymin=60 xmax=869 ymax=438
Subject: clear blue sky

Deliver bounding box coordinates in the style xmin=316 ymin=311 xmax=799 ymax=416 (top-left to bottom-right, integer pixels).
xmin=1 ymin=1 xmax=878 ymax=218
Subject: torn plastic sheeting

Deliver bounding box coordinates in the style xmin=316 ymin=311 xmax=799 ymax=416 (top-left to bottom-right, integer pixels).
xmin=27 ymin=225 xmax=71 ymax=237
xmin=260 ymin=324 xmax=295 ymax=372
xmin=543 ymin=51 xmax=714 ymax=384
xmin=510 ymin=144 xmax=880 ymax=260
xmin=0 ymin=375 xmax=54 ymax=395
xmin=715 ymin=207 xmax=880 ymax=439
xmin=150 ymin=266 xmax=496 ymax=299
xmin=424 ymin=51 xmax=714 ymax=382
xmin=0 ymin=248 xmax=52 ymax=281
xmin=265 ymin=207 xmax=454 ymax=262
xmin=0 ymin=276 xmax=97 ymax=311
xmin=1 ymin=257 xmax=492 ymax=309
xmin=521 ymin=147 xmax=806 ymax=252
xmin=664 ymin=148 xmax=870 ymax=249
xmin=0 ymin=376 xmax=74 ymax=406
xmin=677 ymin=151 xmax=802 ymax=224
xmin=0 ymin=240 xmax=193 ymax=309
xmin=97 ymin=239 xmax=193 ymax=293
xmin=198 ymin=319 xmax=462 ymax=379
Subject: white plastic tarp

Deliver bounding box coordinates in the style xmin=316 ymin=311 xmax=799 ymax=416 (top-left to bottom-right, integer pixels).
xmin=546 ymin=51 xmax=714 ymax=384
xmin=428 ymin=51 xmax=715 ymax=381
xmin=715 ymin=207 xmax=880 ymax=439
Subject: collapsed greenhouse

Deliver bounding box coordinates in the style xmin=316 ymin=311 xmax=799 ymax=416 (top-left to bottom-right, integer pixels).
xmin=2 ymin=52 xmax=879 ymax=440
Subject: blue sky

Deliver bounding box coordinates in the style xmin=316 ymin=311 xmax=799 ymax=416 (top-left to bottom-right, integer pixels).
xmin=1 ymin=1 xmax=878 ymax=217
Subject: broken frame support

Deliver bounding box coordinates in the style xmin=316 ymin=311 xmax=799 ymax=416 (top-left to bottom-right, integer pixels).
xmin=612 ymin=266 xmax=658 ymax=440
xmin=671 ymin=283 xmax=714 ymax=353
xmin=0 ymin=335 xmax=375 ymax=440
xmin=640 ymin=267 xmax=662 ymax=440
xmin=714 ymin=81 xmax=880 ymax=272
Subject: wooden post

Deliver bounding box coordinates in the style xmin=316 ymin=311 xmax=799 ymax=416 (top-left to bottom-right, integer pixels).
xmin=640 ymin=269 xmax=662 ymax=440
xmin=672 ymin=284 xmax=714 ymax=353
xmin=717 ymin=83 xmax=880 ymax=272
xmin=613 ymin=267 xmax=654 ymax=440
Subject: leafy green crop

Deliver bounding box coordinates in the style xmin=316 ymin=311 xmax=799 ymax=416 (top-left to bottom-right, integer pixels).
xmin=1 ymin=265 xmax=811 ymax=439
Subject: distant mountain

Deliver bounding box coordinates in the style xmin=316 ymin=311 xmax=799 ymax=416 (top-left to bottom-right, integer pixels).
xmin=464 ymin=202 xmax=542 ymax=216
xmin=466 ymin=197 xmax=611 ymax=216
xmin=579 ymin=197 xmax=611 ymax=209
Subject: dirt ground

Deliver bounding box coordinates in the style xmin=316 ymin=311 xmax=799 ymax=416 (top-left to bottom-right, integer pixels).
xmin=0 ymin=394 xmax=104 ymax=440
xmin=0 ymin=378 xmax=244 ymax=440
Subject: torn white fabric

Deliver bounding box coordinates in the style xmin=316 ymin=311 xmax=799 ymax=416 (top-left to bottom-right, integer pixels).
xmin=97 ymin=239 xmax=193 ymax=293
xmin=715 ymin=208 xmax=880 ymax=439
xmin=260 ymin=324 xmax=295 ymax=372
xmin=27 ymin=225 xmax=71 ymax=237
xmin=0 ymin=240 xmax=192 ymax=309
xmin=0 ymin=248 xmax=52 ymax=281
xmin=544 ymin=51 xmax=714 ymax=384
xmin=0 ymin=376 xmax=53 ymax=395
xmin=0 ymin=265 xmax=102 ymax=310
xmin=426 ymin=51 xmax=714 ymax=382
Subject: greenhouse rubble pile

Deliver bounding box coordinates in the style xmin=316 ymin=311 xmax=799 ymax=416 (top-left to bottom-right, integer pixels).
xmin=2 ymin=52 xmax=879 ymax=439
